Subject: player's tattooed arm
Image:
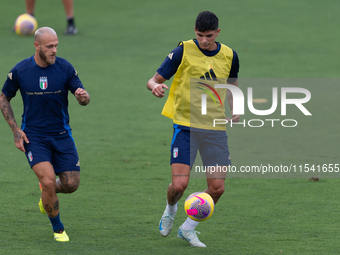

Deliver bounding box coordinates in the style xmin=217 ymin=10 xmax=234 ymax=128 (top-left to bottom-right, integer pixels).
xmin=147 ymin=72 xmax=169 ymax=98
xmin=0 ymin=92 xmax=18 ymax=132
xmin=153 ymin=73 xmax=166 ymax=84
xmin=0 ymin=92 xmax=29 ymax=152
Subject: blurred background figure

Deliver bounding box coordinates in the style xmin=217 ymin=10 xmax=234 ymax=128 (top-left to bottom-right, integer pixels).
xmin=25 ymin=0 xmax=78 ymax=35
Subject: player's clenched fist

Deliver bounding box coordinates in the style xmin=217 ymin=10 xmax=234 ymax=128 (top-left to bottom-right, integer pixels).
xmin=75 ymin=88 xmax=90 ymax=105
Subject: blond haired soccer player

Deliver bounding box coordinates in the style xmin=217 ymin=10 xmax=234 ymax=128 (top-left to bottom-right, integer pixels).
xmin=0 ymin=27 xmax=90 ymax=242
xmin=147 ymin=11 xmax=240 ymax=247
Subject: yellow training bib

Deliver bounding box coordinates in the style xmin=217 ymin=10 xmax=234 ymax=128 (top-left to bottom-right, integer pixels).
xmin=161 ymin=39 xmax=234 ymax=131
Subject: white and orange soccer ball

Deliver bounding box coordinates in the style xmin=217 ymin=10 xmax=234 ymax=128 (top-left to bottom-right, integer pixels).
xmin=14 ymin=13 xmax=38 ymax=36
xmin=184 ymin=192 xmax=214 ymax=222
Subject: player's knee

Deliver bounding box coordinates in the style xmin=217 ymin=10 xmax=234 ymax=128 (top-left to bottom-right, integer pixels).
xmin=172 ymin=182 xmax=188 ymax=194
xmin=210 ymin=185 xmax=225 ymax=198
xmin=58 ymin=171 xmax=80 ymax=193
xmin=41 ymin=179 xmax=56 ymax=193
xmin=66 ymin=180 xmax=79 ymax=193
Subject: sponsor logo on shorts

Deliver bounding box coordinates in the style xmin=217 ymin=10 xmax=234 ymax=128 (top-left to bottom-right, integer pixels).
xmin=76 ymin=160 xmax=80 ymax=167
xmin=28 ymin=151 xmax=33 ymax=162
xmin=173 ymin=147 xmax=178 ymax=158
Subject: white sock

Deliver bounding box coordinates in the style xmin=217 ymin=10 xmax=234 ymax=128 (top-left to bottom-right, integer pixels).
xmin=166 ymin=201 xmax=178 ymax=215
xmin=181 ymin=217 xmax=199 ymax=231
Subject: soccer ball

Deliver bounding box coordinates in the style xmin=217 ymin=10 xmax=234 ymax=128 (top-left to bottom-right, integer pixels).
xmin=14 ymin=14 xmax=38 ymax=36
xmin=184 ymin=192 xmax=214 ymax=221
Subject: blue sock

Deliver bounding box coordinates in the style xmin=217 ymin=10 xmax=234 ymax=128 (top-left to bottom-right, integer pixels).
xmin=48 ymin=214 xmax=64 ymax=233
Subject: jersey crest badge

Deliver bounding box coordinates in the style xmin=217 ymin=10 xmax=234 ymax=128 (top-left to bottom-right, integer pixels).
xmin=39 ymin=77 xmax=48 ymax=90
xmin=173 ymin=147 xmax=178 ymax=158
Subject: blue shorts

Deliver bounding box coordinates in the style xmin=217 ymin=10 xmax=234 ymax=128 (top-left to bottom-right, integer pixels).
xmin=24 ymin=135 xmax=80 ymax=174
xmin=170 ymin=127 xmax=231 ymax=168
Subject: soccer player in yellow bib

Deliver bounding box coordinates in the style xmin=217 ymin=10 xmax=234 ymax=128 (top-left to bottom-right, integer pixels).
xmin=147 ymin=11 xmax=240 ymax=247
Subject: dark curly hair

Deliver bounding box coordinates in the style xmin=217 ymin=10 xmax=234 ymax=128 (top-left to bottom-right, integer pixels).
xmin=195 ymin=11 xmax=219 ymax=32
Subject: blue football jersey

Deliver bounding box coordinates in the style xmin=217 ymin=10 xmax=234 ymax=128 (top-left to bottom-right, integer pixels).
xmin=2 ymin=56 xmax=84 ymax=137
xmin=157 ymin=40 xmax=239 ymax=83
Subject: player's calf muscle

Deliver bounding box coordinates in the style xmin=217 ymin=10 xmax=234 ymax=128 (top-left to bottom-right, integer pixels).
xmin=44 ymin=204 xmax=53 ymax=214
xmin=167 ymin=183 xmax=185 ymax=205
xmin=44 ymin=199 xmax=59 ymax=214
xmin=54 ymin=200 xmax=59 ymax=211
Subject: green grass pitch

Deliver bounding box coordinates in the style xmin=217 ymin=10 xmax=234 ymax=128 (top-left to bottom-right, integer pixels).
xmin=0 ymin=0 xmax=339 ymax=254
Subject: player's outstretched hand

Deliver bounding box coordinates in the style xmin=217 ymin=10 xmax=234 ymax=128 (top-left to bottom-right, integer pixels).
xmin=75 ymin=88 xmax=90 ymax=105
xmin=152 ymin=84 xmax=169 ymax=98
xmin=14 ymin=129 xmax=29 ymax=152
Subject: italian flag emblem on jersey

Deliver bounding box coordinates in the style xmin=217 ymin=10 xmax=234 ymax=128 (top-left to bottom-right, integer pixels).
xmin=39 ymin=77 xmax=48 ymax=90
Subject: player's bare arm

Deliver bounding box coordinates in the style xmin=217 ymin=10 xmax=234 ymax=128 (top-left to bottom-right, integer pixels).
xmin=226 ymin=79 xmax=240 ymax=123
xmin=147 ymin=72 xmax=169 ymax=98
xmin=75 ymin=88 xmax=90 ymax=106
xmin=0 ymin=92 xmax=29 ymax=152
